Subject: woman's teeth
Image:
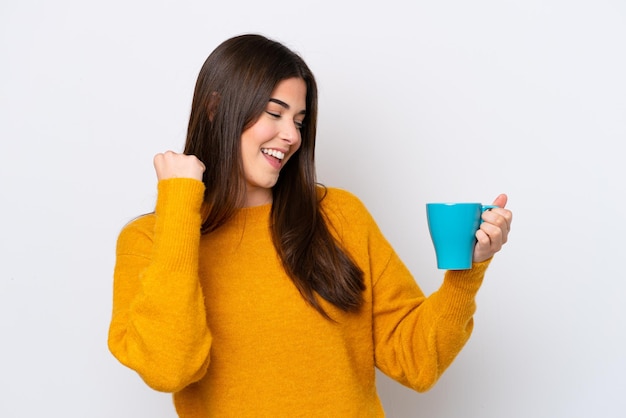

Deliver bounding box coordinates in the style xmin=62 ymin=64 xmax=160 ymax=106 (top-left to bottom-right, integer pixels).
xmin=261 ymin=148 xmax=284 ymax=160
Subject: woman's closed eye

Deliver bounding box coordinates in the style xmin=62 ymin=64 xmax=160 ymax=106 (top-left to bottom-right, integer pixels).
xmin=265 ymin=111 xmax=280 ymax=118
xmin=266 ymin=111 xmax=304 ymax=130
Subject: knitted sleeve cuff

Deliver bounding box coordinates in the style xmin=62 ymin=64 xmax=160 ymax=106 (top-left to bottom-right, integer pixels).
xmin=432 ymin=258 xmax=492 ymax=324
xmin=152 ymin=178 xmax=206 ymax=273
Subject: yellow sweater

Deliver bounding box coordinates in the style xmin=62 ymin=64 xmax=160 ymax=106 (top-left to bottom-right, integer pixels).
xmin=108 ymin=178 xmax=490 ymax=417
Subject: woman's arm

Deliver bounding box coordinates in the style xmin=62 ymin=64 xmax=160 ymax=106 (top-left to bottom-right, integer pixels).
xmin=108 ymin=177 xmax=212 ymax=393
xmin=369 ymin=194 xmax=511 ymax=392
xmin=372 ymin=253 xmax=489 ymax=392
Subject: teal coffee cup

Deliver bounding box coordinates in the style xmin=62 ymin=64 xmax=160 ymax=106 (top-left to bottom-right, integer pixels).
xmin=426 ymin=203 xmax=498 ymax=270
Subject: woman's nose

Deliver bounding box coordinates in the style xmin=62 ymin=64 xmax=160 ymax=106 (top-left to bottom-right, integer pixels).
xmin=280 ymin=121 xmax=300 ymax=144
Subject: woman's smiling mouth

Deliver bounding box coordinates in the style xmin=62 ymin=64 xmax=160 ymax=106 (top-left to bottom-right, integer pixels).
xmin=261 ymin=148 xmax=285 ymax=160
xmin=261 ymin=148 xmax=287 ymax=170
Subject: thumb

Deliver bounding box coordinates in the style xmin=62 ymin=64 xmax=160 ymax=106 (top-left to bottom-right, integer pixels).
xmin=492 ymin=193 xmax=508 ymax=208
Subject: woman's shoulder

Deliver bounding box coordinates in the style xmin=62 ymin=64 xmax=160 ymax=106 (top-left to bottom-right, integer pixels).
xmin=117 ymin=213 xmax=157 ymax=246
xmin=319 ymin=186 xmax=363 ymax=207
xmin=318 ymin=186 xmax=373 ymax=223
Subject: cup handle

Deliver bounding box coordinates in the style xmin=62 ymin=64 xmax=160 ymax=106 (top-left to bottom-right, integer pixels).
xmin=480 ymin=204 xmax=499 ymax=223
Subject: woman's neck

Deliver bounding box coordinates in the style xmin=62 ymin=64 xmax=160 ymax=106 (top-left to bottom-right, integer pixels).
xmin=244 ymin=188 xmax=272 ymax=207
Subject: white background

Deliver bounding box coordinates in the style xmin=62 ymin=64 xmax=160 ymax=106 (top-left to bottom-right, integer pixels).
xmin=1 ymin=0 xmax=625 ymax=417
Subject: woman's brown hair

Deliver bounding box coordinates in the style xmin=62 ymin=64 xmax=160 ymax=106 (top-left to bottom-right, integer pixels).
xmin=183 ymin=34 xmax=364 ymax=317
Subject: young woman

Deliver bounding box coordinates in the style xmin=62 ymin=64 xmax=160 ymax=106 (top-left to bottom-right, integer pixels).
xmin=108 ymin=34 xmax=512 ymax=417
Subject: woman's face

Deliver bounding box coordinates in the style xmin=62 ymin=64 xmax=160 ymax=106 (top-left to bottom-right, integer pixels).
xmin=240 ymin=77 xmax=306 ymax=207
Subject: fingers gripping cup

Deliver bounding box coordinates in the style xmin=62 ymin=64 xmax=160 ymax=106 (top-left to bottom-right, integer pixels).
xmin=426 ymin=203 xmax=498 ymax=270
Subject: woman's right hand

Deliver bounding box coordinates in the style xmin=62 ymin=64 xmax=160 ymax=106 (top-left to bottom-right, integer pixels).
xmin=153 ymin=151 xmax=206 ymax=181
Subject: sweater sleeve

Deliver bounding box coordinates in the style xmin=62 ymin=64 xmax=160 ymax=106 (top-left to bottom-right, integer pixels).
xmin=372 ymin=248 xmax=490 ymax=392
xmin=348 ymin=195 xmax=490 ymax=392
xmin=107 ymin=178 xmax=212 ymax=393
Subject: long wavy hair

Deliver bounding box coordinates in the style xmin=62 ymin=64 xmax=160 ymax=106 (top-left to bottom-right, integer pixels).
xmin=183 ymin=34 xmax=364 ymax=317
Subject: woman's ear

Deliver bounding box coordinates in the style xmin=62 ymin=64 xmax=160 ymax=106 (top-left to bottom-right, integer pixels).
xmin=207 ymin=91 xmax=221 ymax=122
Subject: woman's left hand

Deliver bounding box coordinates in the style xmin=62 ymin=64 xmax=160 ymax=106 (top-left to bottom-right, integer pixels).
xmin=473 ymin=194 xmax=513 ymax=263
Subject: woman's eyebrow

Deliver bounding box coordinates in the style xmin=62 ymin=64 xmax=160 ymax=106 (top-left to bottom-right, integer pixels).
xmin=269 ymin=98 xmax=306 ymax=115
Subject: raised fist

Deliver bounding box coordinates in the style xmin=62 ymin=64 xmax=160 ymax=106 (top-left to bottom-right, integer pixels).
xmin=153 ymin=151 xmax=206 ymax=181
